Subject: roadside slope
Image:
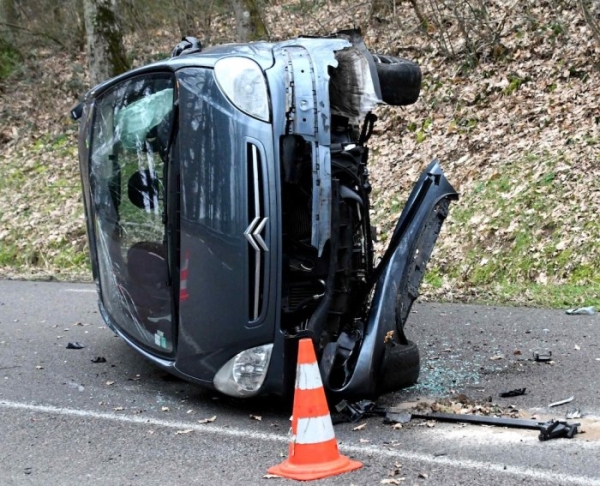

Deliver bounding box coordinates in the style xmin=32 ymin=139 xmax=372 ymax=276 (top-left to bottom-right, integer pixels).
xmin=0 ymin=0 xmax=598 ymax=307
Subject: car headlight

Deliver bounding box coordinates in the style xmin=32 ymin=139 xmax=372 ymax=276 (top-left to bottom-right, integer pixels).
xmin=214 ymin=57 xmax=270 ymax=122
xmin=213 ymin=344 xmax=273 ymax=397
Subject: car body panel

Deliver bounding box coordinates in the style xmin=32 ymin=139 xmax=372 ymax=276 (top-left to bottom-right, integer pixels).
xmin=330 ymin=160 xmax=458 ymax=398
xmin=174 ymin=67 xmax=279 ymax=381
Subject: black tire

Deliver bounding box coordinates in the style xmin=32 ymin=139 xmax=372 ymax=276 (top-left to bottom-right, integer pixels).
xmin=377 ymin=340 xmax=420 ymax=395
xmin=372 ymin=54 xmax=422 ymax=106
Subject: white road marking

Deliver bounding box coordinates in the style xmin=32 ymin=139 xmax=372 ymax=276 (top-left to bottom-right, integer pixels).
xmin=63 ymin=288 xmax=96 ymax=293
xmin=2 ymin=399 xmax=600 ymax=485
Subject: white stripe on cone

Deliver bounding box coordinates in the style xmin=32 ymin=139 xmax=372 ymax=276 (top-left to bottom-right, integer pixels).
xmin=295 ymin=415 xmax=336 ymax=444
xmin=295 ymin=362 xmax=323 ymax=390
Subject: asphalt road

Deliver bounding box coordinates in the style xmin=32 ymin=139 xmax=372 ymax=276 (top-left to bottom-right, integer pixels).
xmin=1 ymin=280 xmax=599 ymax=485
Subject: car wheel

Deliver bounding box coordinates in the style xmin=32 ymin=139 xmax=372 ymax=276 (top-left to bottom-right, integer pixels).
xmin=377 ymin=340 xmax=420 ymax=394
xmin=372 ymin=54 xmax=421 ymax=106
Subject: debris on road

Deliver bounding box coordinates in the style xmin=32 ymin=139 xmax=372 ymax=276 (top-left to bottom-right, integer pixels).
xmin=66 ymin=342 xmax=85 ymax=349
xmin=565 ymin=306 xmax=595 ymax=315
xmin=407 ymin=412 xmax=580 ymax=441
xmin=566 ymin=409 xmax=582 ymax=419
xmin=533 ymin=350 xmax=552 ymax=362
xmin=91 ymin=356 xmax=106 ymax=363
xmin=539 ymin=420 xmax=579 ymax=441
xmin=499 ymin=388 xmax=526 ymax=398
xmin=333 ymin=399 xmax=384 ymax=423
xmin=384 ymin=412 xmax=413 ymax=425
xmin=381 ymin=478 xmax=405 ymax=484
xmin=548 ymin=396 xmax=574 ymax=408
xmin=197 ymin=415 xmax=216 ymax=424
xmin=334 ymin=395 xmax=582 ymax=442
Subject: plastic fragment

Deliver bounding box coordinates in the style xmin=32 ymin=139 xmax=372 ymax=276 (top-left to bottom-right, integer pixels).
xmin=548 ymin=396 xmax=574 ymax=408
xmin=66 ymin=342 xmax=85 ymax=349
xmin=332 ymin=399 xmax=384 ymax=423
xmin=198 ymin=415 xmax=216 ymax=424
xmin=499 ymin=388 xmax=526 ymax=398
xmin=533 ymin=350 xmax=552 ymax=362
xmin=566 ymin=408 xmax=582 ymax=419
xmin=565 ymin=306 xmax=595 ymax=315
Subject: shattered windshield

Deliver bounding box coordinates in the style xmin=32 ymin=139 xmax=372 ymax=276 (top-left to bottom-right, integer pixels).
xmin=89 ymin=74 xmax=176 ymax=354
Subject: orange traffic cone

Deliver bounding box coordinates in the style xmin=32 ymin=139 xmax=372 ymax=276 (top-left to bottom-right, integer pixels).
xmin=268 ymin=338 xmax=363 ymax=481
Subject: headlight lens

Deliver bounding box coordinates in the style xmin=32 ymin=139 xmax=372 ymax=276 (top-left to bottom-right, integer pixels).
xmin=213 ymin=344 xmax=273 ymax=397
xmin=214 ymin=57 xmax=270 ymax=122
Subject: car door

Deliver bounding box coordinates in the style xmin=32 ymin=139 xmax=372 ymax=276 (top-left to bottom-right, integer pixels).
xmin=87 ymin=72 xmax=177 ymax=355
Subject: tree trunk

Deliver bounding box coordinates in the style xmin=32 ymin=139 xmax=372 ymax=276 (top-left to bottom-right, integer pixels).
xmin=83 ymin=0 xmax=130 ymax=86
xmin=230 ymin=0 xmax=267 ymax=42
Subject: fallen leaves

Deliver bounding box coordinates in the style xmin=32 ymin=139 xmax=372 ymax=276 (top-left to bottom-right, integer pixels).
xmin=0 ymin=1 xmax=598 ymax=308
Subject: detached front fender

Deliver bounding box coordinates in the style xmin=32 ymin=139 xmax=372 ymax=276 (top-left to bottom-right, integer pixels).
xmin=333 ymin=159 xmax=458 ymax=398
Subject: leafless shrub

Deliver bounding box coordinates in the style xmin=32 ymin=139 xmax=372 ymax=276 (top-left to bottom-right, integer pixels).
xmin=120 ymin=0 xmax=223 ymax=44
xmin=408 ymin=0 xmax=516 ymax=65
xmin=1 ymin=0 xmax=85 ymax=51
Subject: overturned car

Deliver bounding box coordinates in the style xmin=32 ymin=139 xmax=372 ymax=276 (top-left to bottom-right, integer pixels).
xmin=72 ymin=30 xmax=458 ymax=400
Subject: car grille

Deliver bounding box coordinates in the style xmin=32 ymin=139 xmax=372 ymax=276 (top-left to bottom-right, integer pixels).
xmin=245 ymin=143 xmax=268 ymax=322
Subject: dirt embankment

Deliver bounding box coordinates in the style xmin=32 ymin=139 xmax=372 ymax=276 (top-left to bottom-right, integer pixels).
xmin=0 ymin=1 xmax=598 ymax=306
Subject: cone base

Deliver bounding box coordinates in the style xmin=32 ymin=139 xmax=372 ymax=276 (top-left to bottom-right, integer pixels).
xmin=268 ymin=454 xmax=363 ymax=481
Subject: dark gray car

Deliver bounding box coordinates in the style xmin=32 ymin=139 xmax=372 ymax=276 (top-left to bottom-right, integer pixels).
xmin=72 ymin=30 xmax=458 ymax=400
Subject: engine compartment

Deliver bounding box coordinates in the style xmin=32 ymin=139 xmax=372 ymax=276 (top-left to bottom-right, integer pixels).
xmin=280 ymin=111 xmax=377 ymax=389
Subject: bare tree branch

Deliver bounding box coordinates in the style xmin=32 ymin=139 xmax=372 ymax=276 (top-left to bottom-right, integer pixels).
xmin=0 ymin=21 xmax=66 ymax=48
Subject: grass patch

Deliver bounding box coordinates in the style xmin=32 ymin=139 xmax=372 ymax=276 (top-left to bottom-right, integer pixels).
xmin=0 ymin=39 xmax=21 ymax=80
xmin=418 ymin=151 xmax=600 ymax=308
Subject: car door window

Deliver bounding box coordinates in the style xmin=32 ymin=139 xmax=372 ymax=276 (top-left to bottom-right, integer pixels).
xmin=89 ymin=74 xmax=176 ymax=354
